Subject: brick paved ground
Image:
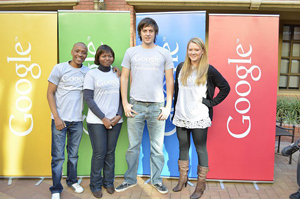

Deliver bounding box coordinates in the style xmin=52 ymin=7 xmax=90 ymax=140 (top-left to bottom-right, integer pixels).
xmin=0 ymin=141 xmax=298 ymax=199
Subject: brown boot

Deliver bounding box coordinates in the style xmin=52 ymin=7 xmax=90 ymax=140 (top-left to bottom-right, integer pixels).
xmin=173 ymin=160 xmax=189 ymax=192
xmin=190 ymin=166 xmax=209 ymax=199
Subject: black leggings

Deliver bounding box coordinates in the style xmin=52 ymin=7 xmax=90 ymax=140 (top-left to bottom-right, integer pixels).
xmin=176 ymin=127 xmax=208 ymax=167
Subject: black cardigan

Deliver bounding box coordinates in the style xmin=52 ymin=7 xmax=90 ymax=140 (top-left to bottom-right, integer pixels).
xmin=173 ymin=62 xmax=230 ymax=121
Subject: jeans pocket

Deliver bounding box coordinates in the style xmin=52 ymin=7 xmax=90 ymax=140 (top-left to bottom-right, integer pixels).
xmin=155 ymin=102 xmax=164 ymax=109
xmin=129 ymin=98 xmax=137 ymax=105
xmin=130 ymin=99 xmax=139 ymax=111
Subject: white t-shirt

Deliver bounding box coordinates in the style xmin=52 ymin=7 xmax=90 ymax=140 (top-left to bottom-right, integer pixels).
xmin=121 ymin=45 xmax=174 ymax=102
xmin=173 ymin=70 xmax=211 ymax=129
xmin=83 ymin=68 xmax=123 ymax=124
xmin=48 ymin=61 xmax=90 ymax=121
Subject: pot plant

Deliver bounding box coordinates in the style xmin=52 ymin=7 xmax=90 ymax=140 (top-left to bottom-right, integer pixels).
xmin=276 ymin=95 xmax=300 ymax=125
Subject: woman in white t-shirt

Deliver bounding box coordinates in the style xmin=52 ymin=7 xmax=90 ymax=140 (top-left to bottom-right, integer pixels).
xmin=83 ymin=45 xmax=123 ymax=198
xmin=172 ymin=38 xmax=230 ymax=199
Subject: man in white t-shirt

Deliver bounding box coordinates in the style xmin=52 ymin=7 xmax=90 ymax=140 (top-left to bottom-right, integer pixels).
xmin=47 ymin=42 xmax=89 ymax=199
xmin=115 ymin=17 xmax=174 ymax=194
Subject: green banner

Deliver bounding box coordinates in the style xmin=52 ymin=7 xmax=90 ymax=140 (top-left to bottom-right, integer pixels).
xmin=58 ymin=10 xmax=130 ymax=176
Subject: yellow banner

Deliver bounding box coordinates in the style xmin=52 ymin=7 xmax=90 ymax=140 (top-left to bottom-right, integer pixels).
xmin=0 ymin=12 xmax=57 ymax=176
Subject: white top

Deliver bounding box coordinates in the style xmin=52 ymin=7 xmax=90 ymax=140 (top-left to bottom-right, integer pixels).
xmin=83 ymin=68 xmax=123 ymax=124
xmin=121 ymin=45 xmax=174 ymax=102
xmin=173 ymin=70 xmax=211 ymax=129
xmin=48 ymin=61 xmax=90 ymax=121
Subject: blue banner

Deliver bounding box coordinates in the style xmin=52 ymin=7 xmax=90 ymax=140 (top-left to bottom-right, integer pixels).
xmin=136 ymin=11 xmax=206 ymax=178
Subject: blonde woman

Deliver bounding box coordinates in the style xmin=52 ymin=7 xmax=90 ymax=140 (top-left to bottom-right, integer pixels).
xmin=172 ymin=37 xmax=230 ymax=199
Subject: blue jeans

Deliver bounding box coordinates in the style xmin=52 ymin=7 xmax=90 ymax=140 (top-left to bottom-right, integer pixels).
xmin=87 ymin=123 xmax=122 ymax=192
xmin=124 ymin=99 xmax=165 ymax=185
xmin=50 ymin=120 xmax=83 ymax=194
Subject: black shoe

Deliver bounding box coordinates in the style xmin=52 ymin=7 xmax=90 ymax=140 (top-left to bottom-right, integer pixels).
xmin=152 ymin=183 xmax=168 ymax=194
xmin=106 ymin=186 xmax=115 ymax=194
xmin=115 ymin=182 xmax=137 ymax=192
xmin=92 ymin=190 xmax=102 ymax=198
xmin=282 ymin=139 xmax=300 ymax=156
xmin=290 ymin=191 xmax=300 ymax=199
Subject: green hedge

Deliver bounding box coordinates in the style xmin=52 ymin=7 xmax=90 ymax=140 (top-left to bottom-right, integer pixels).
xmin=277 ymin=96 xmax=300 ymax=125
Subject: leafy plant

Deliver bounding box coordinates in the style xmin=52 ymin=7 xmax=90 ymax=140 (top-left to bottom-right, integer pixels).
xmin=277 ymin=95 xmax=300 ymax=125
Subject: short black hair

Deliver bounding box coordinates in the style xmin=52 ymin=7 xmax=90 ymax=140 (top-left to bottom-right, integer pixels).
xmin=94 ymin=44 xmax=115 ymax=65
xmin=73 ymin=42 xmax=87 ymax=49
xmin=137 ymin=17 xmax=159 ymax=43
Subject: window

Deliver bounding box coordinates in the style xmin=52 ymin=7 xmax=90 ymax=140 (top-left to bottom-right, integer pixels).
xmin=279 ymin=25 xmax=300 ymax=90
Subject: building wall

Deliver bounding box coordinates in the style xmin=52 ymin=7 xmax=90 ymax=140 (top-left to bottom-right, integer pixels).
xmin=73 ymin=0 xmax=94 ymax=10
xmin=74 ymin=0 xmax=136 ymax=46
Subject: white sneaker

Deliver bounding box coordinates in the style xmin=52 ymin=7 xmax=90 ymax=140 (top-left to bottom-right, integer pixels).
xmin=51 ymin=193 xmax=60 ymax=199
xmin=71 ymin=183 xmax=84 ymax=193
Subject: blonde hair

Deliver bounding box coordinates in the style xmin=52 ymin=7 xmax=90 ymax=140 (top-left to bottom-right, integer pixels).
xmin=180 ymin=37 xmax=209 ymax=86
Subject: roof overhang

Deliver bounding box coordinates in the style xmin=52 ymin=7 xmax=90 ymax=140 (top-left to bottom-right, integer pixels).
xmin=125 ymin=0 xmax=300 ymax=12
xmin=0 ymin=0 xmax=79 ymax=10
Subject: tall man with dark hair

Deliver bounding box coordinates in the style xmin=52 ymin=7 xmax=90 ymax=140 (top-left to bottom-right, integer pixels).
xmin=116 ymin=17 xmax=174 ymax=194
xmin=47 ymin=42 xmax=89 ymax=199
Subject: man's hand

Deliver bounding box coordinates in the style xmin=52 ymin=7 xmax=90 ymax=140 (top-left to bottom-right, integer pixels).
xmin=124 ymin=103 xmax=138 ymax=118
xmin=158 ymin=107 xmax=171 ymax=121
xmin=54 ymin=117 xmax=66 ymax=130
xmin=102 ymin=117 xmax=112 ymax=129
xmin=112 ymin=66 xmax=121 ymax=77
xmin=110 ymin=115 xmax=122 ymax=126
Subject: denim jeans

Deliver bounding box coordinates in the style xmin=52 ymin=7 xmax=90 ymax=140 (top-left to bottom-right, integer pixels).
xmin=50 ymin=120 xmax=83 ymax=194
xmin=87 ymin=123 xmax=122 ymax=192
xmin=124 ymin=99 xmax=165 ymax=185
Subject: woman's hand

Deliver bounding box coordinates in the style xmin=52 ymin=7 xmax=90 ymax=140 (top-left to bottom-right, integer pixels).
xmin=112 ymin=66 xmax=121 ymax=77
xmin=102 ymin=117 xmax=112 ymax=129
xmin=110 ymin=115 xmax=122 ymax=126
xmin=157 ymin=107 xmax=171 ymax=121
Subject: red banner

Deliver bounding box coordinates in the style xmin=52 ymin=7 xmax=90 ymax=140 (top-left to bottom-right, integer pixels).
xmin=208 ymin=14 xmax=279 ymax=181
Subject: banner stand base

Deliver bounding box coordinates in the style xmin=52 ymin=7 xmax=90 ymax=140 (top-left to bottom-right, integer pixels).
xmin=8 ymin=178 xmax=12 ymax=186
xmin=1 ymin=176 xmax=52 ymax=186
xmin=187 ymin=181 xmax=195 ymax=187
xmin=218 ymin=180 xmax=260 ymax=190
xmin=7 ymin=177 xmax=45 ymax=186
xmin=144 ymin=178 xmax=150 ymax=184
xmin=35 ymin=177 xmax=44 ymax=186
xmin=78 ymin=177 xmax=83 ymax=184
xmin=220 ymin=181 xmax=225 ymax=189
